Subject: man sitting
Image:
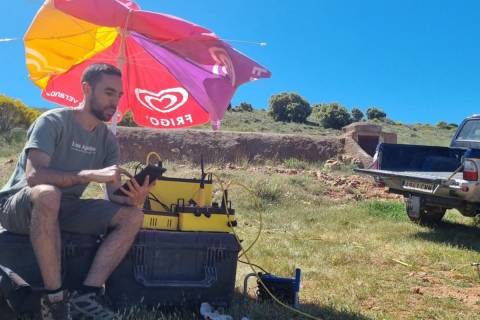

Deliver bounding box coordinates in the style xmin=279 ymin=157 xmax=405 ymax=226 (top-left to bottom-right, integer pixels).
xmin=0 ymin=63 xmax=153 ymax=320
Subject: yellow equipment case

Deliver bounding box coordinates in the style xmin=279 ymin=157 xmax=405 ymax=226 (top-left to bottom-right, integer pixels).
xmin=176 ymin=196 xmax=237 ymax=233
xmin=142 ymin=209 xmax=178 ymax=231
xmin=148 ymin=175 xmax=213 ymax=211
xmin=139 ymin=155 xmax=237 ymax=233
xmin=139 ymin=152 xmax=214 ymax=212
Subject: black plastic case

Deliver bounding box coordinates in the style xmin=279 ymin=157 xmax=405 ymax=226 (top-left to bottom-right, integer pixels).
xmin=106 ymin=230 xmax=240 ymax=309
xmin=0 ymin=229 xmax=101 ymax=315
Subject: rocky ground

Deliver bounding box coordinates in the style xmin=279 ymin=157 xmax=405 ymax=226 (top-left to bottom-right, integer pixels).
xmin=213 ymin=155 xmax=401 ymax=202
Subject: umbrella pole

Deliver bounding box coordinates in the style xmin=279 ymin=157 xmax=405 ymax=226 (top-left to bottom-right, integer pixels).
xmin=110 ymin=112 xmax=119 ymax=135
xmin=110 ymin=26 xmax=128 ymax=136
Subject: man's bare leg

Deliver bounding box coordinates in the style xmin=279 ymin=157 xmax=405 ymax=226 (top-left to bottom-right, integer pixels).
xmin=30 ymin=185 xmax=62 ymax=290
xmin=83 ymin=206 xmax=143 ymax=286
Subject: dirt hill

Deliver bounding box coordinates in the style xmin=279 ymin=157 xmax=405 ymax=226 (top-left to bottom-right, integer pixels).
xmin=117 ymin=127 xmax=344 ymax=164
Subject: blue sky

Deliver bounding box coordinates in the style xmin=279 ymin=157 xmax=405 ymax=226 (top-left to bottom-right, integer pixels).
xmin=1 ymin=0 xmax=479 ymax=125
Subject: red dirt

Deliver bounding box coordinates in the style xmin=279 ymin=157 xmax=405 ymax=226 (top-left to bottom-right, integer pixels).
xmin=408 ymin=271 xmax=480 ymax=310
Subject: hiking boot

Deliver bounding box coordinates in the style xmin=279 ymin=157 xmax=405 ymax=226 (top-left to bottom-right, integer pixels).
xmin=40 ymin=291 xmax=72 ymax=320
xmin=70 ymin=291 xmax=121 ymax=320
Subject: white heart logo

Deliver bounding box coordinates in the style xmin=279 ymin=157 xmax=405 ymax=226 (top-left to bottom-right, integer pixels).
xmin=135 ymin=87 xmax=188 ymax=114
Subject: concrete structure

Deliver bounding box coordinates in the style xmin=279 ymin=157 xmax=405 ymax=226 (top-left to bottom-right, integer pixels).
xmin=342 ymin=122 xmax=397 ymax=167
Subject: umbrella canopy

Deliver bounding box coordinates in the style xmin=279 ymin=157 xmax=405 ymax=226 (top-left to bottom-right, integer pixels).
xmin=24 ymin=0 xmax=271 ymax=129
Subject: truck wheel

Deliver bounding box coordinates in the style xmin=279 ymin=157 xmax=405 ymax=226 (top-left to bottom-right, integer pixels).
xmin=407 ymin=206 xmax=446 ymax=224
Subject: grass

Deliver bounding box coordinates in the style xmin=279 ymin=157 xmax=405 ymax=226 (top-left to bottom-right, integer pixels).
xmin=195 ymin=110 xmax=340 ymax=136
xmin=194 ymin=110 xmax=457 ymax=147
xmin=0 ymin=119 xmax=477 ymax=319
xmin=0 ymin=128 xmax=26 ymax=157
xmin=283 ymin=158 xmax=309 ymax=169
xmin=76 ymin=164 xmax=480 ymax=319
xmin=377 ymin=120 xmax=456 ymax=146
xmin=216 ymin=167 xmax=480 ymax=320
xmin=21 ymin=109 xmax=457 ymax=147
xmin=360 ymin=200 xmax=406 ymax=221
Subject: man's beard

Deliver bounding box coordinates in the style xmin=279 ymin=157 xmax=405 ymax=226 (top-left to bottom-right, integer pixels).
xmin=90 ymin=96 xmax=115 ymax=122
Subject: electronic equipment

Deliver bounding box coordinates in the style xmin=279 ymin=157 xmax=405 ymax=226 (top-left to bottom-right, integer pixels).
xmin=244 ymin=268 xmax=301 ymax=308
xmin=114 ymin=165 xmax=166 ymax=196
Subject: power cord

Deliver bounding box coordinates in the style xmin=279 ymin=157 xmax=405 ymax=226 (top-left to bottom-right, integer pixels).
xmin=210 ymin=171 xmax=323 ymax=320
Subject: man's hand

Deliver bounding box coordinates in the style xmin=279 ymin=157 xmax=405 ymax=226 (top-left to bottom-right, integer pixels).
xmin=84 ymin=165 xmax=131 ymax=184
xmin=119 ymin=175 xmax=156 ymax=207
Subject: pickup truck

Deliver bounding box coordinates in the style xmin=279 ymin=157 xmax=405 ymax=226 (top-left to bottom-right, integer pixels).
xmin=356 ymin=115 xmax=480 ymax=224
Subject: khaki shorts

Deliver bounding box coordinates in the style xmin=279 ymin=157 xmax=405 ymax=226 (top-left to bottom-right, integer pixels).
xmin=0 ymin=187 xmax=122 ymax=235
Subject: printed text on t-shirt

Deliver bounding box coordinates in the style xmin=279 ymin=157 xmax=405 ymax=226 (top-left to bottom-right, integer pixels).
xmin=71 ymin=141 xmax=96 ymax=155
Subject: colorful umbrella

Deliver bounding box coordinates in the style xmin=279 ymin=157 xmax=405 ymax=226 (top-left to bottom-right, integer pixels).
xmin=24 ymin=0 xmax=271 ymax=129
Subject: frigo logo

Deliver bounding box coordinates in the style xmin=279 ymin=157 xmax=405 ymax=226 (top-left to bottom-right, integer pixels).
xmin=134 ymin=87 xmax=188 ymax=114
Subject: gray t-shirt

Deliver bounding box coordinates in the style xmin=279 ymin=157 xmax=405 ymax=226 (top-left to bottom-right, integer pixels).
xmin=0 ymin=108 xmax=119 ymax=199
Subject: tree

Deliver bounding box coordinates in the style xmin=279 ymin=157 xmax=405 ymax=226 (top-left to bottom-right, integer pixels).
xmin=447 ymin=123 xmax=458 ymax=130
xmin=234 ymin=102 xmax=253 ymax=112
xmin=366 ymin=107 xmax=386 ymax=120
xmin=118 ymin=111 xmax=138 ymax=127
xmin=268 ymin=92 xmax=311 ymax=123
xmin=15 ymin=100 xmax=41 ymax=128
xmin=436 ymin=121 xmax=448 ymax=129
xmin=351 ymin=107 xmax=364 ymax=122
xmin=312 ymin=103 xmax=352 ymax=129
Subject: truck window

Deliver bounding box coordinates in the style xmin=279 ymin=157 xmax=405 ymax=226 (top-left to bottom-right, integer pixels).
xmin=457 ymin=120 xmax=480 ymax=141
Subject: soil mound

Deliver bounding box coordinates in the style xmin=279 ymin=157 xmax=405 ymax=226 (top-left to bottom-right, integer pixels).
xmin=117 ymin=127 xmax=344 ymax=164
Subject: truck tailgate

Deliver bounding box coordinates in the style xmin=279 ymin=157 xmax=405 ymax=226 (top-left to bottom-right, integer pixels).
xmin=355 ymin=168 xmax=461 ymax=184
xmin=354 ymin=168 xmax=475 ymax=198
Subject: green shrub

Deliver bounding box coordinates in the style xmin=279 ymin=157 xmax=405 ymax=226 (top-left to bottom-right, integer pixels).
xmin=366 ymin=107 xmax=386 ymax=120
xmin=312 ymin=103 xmax=352 ymax=129
xmin=447 ymin=123 xmax=458 ymax=130
xmin=254 ymin=180 xmax=282 ymax=204
xmin=268 ymin=92 xmax=311 ymax=123
xmin=436 ymin=121 xmax=448 ymax=129
xmin=119 ymin=111 xmax=138 ymax=127
xmin=234 ymin=102 xmax=254 ymax=112
xmin=283 ymin=158 xmax=308 ymax=169
xmin=0 ymin=95 xmax=41 ymax=132
xmin=351 ymin=107 xmax=364 ymax=122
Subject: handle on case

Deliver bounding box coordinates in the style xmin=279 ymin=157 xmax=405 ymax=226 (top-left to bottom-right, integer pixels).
xmin=133 ymin=246 xmax=218 ymax=288
xmin=133 ymin=267 xmax=217 ymax=288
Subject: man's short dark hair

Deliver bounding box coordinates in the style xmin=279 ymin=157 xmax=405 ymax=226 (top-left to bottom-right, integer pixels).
xmin=81 ymin=63 xmax=122 ymax=89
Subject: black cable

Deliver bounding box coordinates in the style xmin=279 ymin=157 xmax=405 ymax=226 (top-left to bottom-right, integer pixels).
xmin=238 ymin=259 xmax=270 ymax=274
xmin=147 ymin=192 xmax=170 ymax=212
xmin=134 ymin=162 xmax=144 ymax=176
